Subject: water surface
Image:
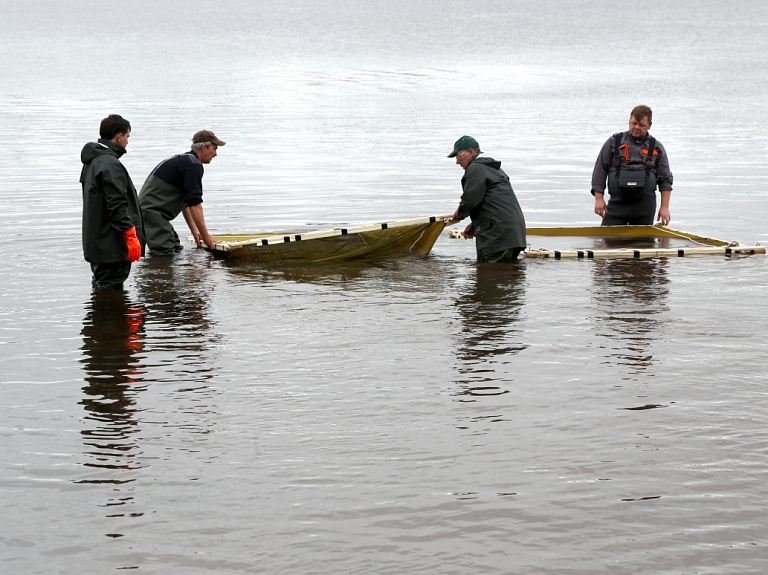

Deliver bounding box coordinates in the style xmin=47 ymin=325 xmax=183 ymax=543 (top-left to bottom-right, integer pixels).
xmin=1 ymin=1 xmax=767 ymax=573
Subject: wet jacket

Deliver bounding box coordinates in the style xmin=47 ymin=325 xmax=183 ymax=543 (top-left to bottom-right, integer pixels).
xmin=80 ymin=139 xmax=145 ymax=263
xmin=139 ymin=151 xmax=204 ymax=221
xmin=457 ymin=156 xmax=527 ymax=260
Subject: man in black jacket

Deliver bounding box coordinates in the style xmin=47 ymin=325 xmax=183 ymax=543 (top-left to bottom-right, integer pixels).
xmin=449 ymin=135 xmax=527 ymax=262
xmin=80 ymin=114 xmax=145 ymax=290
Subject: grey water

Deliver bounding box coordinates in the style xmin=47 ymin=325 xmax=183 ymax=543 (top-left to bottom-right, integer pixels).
xmin=1 ymin=1 xmax=767 ymax=573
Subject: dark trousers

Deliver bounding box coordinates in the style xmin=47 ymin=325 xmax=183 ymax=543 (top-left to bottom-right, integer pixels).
xmin=601 ymin=192 xmax=656 ymax=225
xmin=601 ymin=211 xmax=655 ymax=226
xmin=480 ymin=247 xmax=524 ymax=263
xmin=90 ymin=261 xmax=132 ymax=290
xmin=143 ymin=209 xmax=182 ymax=256
xmin=603 ymin=174 xmax=657 ymax=225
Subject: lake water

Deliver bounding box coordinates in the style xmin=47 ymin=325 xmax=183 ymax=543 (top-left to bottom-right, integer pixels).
xmin=1 ymin=1 xmax=767 ymax=573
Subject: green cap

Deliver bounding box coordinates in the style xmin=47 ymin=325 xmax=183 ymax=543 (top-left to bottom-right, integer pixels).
xmin=447 ymin=135 xmax=482 ymax=158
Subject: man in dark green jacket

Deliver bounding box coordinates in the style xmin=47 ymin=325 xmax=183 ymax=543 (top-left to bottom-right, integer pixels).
xmin=448 ymin=135 xmax=527 ymax=262
xmin=80 ymin=114 xmax=145 ymax=290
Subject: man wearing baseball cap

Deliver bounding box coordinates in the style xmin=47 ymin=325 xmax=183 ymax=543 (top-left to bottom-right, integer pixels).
xmin=139 ymin=130 xmax=226 ymax=255
xmin=448 ymin=135 xmax=527 ymax=262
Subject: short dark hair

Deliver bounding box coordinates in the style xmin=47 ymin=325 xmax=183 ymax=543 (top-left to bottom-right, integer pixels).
xmin=99 ymin=114 xmax=131 ymax=140
xmin=630 ymin=105 xmax=652 ymax=123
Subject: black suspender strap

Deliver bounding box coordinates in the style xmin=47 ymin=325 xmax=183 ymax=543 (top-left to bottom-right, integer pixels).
xmin=615 ymin=133 xmax=657 ymax=179
xmin=613 ymin=132 xmax=623 ymax=178
xmin=644 ymin=136 xmax=657 ymax=180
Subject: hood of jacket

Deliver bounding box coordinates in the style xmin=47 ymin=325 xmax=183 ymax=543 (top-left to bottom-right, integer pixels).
xmin=470 ymin=156 xmax=501 ymax=170
xmin=81 ymin=138 xmax=126 ymax=165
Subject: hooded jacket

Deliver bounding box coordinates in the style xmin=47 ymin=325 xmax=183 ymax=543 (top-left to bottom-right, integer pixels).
xmin=457 ymin=156 xmax=527 ymax=259
xmin=80 ymin=139 xmax=145 ymax=263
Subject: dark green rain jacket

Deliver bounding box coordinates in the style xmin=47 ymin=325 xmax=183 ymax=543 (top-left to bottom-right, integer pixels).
xmin=457 ymin=156 xmax=526 ymax=260
xmin=80 ymin=139 xmax=145 ymax=263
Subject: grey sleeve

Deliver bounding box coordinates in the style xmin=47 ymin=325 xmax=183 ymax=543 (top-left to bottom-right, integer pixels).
xmin=590 ymin=136 xmax=614 ymax=194
xmin=655 ymin=142 xmax=673 ymax=192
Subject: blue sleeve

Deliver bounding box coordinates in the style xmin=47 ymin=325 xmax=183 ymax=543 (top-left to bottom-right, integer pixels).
xmin=182 ymin=163 xmax=205 ymax=206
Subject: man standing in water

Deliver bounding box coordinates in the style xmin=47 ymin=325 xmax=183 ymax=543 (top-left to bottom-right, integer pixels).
xmin=590 ymin=105 xmax=673 ymax=226
xmin=448 ymin=135 xmax=527 ymax=262
xmin=80 ymin=114 xmax=145 ymax=290
xmin=139 ymin=130 xmax=226 ymax=255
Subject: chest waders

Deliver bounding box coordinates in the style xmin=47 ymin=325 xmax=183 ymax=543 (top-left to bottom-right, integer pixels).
xmin=603 ymin=133 xmax=658 ymax=226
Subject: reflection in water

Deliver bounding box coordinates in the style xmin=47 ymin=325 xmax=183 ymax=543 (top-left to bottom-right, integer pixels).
xmin=133 ymin=256 xmax=216 ymax=381
xmin=134 ymin=256 xmax=213 ymax=341
xmin=80 ymin=290 xmax=147 ymax=481
xmin=218 ymin=256 xmax=455 ymax=299
xmin=591 ymin=258 xmax=669 ymax=373
xmin=78 ymin=290 xmax=147 ymax=531
xmin=588 ymin=236 xmax=673 ymax=251
xmin=132 ymin=255 xmax=220 ymax=446
xmin=454 ymin=263 xmax=528 ymax=395
xmin=221 ymin=258 xmax=388 ymax=287
xmin=76 ymin=255 xmax=221 ymax=542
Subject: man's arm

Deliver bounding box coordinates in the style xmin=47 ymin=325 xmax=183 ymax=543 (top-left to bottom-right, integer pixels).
xmin=455 ymin=163 xmax=487 ymax=219
xmin=182 ymin=206 xmax=201 ymax=245
xmin=655 ymin=141 xmax=673 ymax=225
xmin=593 ymin=191 xmax=607 ymax=218
xmin=657 ymin=190 xmax=671 ymax=226
xmin=591 ymin=136 xmax=614 ymax=219
xmin=590 ymin=136 xmax=613 ymax=195
xmin=101 ymin=161 xmax=134 ymax=231
xmin=184 ymin=203 xmax=215 ymax=249
xmin=654 ymin=142 xmax=674 ymax=192
xmin=179 ymin=161 xmax=215 ymax=248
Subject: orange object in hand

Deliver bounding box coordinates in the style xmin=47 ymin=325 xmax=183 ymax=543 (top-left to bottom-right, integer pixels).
xmin=122 ymin=226 xmax=141 ymax=262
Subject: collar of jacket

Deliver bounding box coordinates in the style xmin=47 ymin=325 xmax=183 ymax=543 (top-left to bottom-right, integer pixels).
xmin=97 ymin=138 xmax=127 ymax=158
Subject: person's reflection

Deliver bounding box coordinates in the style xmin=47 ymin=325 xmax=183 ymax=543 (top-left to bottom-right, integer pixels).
xmin=454 ymin=262 xmax=528 ymax=395
xmin=79 ymin=290 xmax=147 ymax=497
xmin=591 ymin=257 xmax=669 ymax=373
xmin=133 ymin=255 xmax=213 ymax=352
xmin=131 ymin=255 xmax=217 ymax=406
